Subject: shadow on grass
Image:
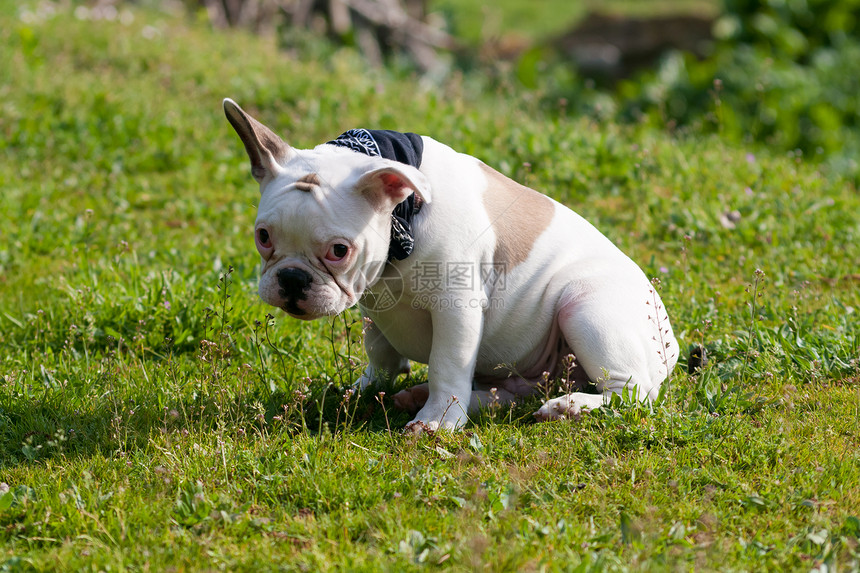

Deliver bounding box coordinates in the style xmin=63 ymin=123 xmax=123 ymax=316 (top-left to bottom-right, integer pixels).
xmin=0 ymin=382 xmax=419 ymax=468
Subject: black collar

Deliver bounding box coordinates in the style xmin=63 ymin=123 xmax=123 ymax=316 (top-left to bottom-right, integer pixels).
xmin=388 ymin=192 xmax=423 ymax=261
xmin=326 ymin=129 xmax=424 ymax=261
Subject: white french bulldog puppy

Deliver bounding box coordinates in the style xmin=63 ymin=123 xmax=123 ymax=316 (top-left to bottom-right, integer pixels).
xmin=224 ymin=99 xmax=678 ymax=431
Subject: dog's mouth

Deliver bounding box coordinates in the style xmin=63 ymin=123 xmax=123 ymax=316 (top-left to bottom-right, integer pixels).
xmin=263 ymin=264 xmax=360 ymax=320
xmin=282 ymin=298 xmax=307 ymax=317
xmin=277 ymin=292 xmax=350 ymax=320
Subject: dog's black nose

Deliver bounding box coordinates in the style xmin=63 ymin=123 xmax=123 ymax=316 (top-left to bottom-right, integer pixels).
xmin=277 ymin=267 xmax=313 ymax=300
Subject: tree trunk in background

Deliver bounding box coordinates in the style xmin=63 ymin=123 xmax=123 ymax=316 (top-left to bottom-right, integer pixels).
xmin=197 ymin=0 xmax=455 ymax=74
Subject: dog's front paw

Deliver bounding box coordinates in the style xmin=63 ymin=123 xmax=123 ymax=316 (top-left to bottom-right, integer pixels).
xmin=533 ymin=392 xmax=606 ymax=422
xmin=403 ymin=419 xmax=436 ymax=436
xmin=407 ymin=397 xmax=469 ymax=432
xmin=404 ymin=416 xmax=464 ymax=434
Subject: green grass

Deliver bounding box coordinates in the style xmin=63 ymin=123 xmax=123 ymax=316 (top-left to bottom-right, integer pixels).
xmin=1 ymin=1 xmax=859 ymax=570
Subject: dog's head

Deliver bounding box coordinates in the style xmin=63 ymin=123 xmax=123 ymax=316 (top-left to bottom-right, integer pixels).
xmin=223 ymin=99 xmax=431 ymax=319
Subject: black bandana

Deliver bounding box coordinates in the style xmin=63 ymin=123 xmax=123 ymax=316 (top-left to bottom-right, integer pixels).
xmin=326 ymin=129 xmax=424 ymax=261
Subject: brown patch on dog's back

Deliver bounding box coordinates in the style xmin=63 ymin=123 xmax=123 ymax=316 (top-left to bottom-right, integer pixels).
xmin=295 ymin=173 xmax=321 ymax=192
xmin=480 ymin=163 xmax=555 ymax=268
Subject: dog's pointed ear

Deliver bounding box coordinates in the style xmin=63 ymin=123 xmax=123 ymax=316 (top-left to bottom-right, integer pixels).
xmin=356 ymin=163 xmax=432 ymax=212
xmin=223 ymin=98 xmax=293 ymax=183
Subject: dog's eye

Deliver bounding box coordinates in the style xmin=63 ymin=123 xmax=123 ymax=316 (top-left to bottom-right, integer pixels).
xmin=326 ymin=243 xmax=349 ymax=262
xmin=257 ymin=228 xmax=272 ymax=249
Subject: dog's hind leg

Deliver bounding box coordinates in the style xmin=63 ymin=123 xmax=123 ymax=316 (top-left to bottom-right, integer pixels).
xmin=394 ymin=377 xmax=536 ymax=416
xmin=534 ymin=290 xmax=677 ymax=422
xmin=392 ymin=383 xmax=429 ymax=414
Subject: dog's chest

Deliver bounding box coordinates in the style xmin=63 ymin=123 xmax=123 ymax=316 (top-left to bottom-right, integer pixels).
xmin=363 ymin=303 xmax=434 ymax=364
